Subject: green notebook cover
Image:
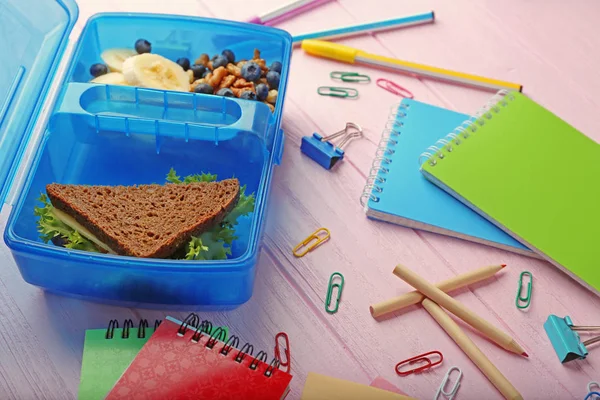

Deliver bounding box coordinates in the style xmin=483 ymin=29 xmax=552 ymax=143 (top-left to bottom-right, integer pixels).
xmin=78 ymin=321 xmax=228 ymax=400
xmin=420 ymin=91 xmax=600 ymax=293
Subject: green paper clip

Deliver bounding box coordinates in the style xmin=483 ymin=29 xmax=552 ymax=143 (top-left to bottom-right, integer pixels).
xmin=330 ymin=71 xmax=371 ymax=83
xmin=317 ymin=87 xmax=359 ymax=98
xmin=325 ymin=272 xmax=344 ymax=314
xmin=516 ymin=271 xmax=532 ymax=309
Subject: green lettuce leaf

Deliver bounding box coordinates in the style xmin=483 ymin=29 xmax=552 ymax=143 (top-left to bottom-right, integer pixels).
xmin=35 ymin=194 xmax=99 ymax=252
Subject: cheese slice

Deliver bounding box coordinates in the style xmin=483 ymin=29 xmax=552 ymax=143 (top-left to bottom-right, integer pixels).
xmin=52 ymin=208 xmax=116 ymax=254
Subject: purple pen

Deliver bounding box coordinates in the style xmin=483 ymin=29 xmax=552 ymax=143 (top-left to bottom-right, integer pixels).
xmin=246 ymin=0 xmax=335 ymax=26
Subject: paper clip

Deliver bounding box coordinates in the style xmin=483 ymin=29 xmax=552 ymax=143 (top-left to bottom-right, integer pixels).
xmin=274 ymin=332 xmax=291 ymax=373
xmin=434 ymin=366 xmax=463 ymax=400
xmin=515 ymin=271 xmax=532 ymax=309
xmin=585 ymin=392 xmax=600 ymax=400
xmin=544 ymin=314 xmax=600 ymax=363
xmin=317 ymin=86 xmax=359 ymax=98
xmin=292 ymin=228 xmax=330 ymax=257
xmin=325 ymin=272 xmax=344 ymax=314
xmin=587 ymin=382 xmax=600 ymax=399
xmin=300 ymin=122 xmax=363 ymax=169
xmin=330 ymin=71 xmax=371 ymax=83
xmin=376 ymin=78 xmax=414 ymax=99
xmin=395 ymin=350 xmax=443 ymax=376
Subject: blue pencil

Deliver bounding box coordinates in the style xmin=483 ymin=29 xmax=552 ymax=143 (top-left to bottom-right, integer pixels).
xmin=292 ymin=12 xmax=435 ymax=45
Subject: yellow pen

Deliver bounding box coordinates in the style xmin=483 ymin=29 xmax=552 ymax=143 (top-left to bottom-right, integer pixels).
xmin=301 ymin=39 xmax=522 ymax=92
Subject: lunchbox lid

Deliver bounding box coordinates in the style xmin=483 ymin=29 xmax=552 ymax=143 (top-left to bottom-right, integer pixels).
xmin=0 ymin=0 xmax=78 ymax=205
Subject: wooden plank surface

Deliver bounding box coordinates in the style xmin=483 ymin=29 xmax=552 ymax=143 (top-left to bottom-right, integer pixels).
xmin=1 ymin=0 xmax=599 ymax=399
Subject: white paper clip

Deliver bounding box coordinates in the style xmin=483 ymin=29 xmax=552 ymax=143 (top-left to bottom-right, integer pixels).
xmin=588 ymin=382 xmax=600 ymax=399
xmin=434 ymin=366 xmax=462 ymax=400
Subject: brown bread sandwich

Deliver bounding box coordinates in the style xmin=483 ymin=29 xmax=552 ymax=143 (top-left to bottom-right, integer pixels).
xmin=35 ymin=169 xmax=255 ymax=260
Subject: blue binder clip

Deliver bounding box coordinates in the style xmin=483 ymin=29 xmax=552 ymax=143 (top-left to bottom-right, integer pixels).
xmin=544 ymin=314 xmax=600 ymax=363
xmin=301 ymin=122 xmax=363 ymax=169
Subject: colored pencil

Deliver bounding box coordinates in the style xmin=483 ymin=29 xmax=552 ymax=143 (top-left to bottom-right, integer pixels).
xmin=246 ymin=0 xmax=334 ymax=26
xmin=292 ymin=12 xmax=435 ymax=45
xmin=370 ymin=264 xmax=505 ymax=318
xmin=393 ymin=264 xmax=526 ymax=356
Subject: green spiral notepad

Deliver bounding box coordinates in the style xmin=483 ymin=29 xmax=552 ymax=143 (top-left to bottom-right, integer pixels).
xmin=420 ymin=91 xmax=600 ymax=294
xmin=78 ymin=319 xmax=228 ymax=400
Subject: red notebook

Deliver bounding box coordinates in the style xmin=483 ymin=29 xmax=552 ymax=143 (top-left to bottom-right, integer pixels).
xmin=105 ymin=314 xmax=292 ymax=400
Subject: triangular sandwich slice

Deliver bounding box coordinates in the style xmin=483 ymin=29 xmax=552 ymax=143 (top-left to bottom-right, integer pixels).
xmin=44 ymin=179 xmax=240 ymax=258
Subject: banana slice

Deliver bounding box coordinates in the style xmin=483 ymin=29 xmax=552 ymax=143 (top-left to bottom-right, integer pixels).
xmin=122 ymin=54 xmax=190 ymax=92
xmin=101 ymin=48 xmax=137 ymax=72
xmin=90 ymin=72 xmax=129 ymax=85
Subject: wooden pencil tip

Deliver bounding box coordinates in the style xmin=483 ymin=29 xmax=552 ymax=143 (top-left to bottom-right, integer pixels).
xmin=501 ymin=264 xmax=507 ymax=268
xmin=522 ymin=352 xmax=529 ymax=357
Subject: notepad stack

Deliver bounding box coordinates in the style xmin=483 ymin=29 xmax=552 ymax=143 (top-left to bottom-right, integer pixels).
xmin=78 ymin=315 xmax=292 ymax=400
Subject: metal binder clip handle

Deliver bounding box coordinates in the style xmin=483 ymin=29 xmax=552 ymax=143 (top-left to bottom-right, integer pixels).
xmin=300 ymin=123 xmax=363 ymax=169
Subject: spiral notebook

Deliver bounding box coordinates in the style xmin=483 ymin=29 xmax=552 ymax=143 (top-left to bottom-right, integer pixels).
xmin=78 ymin=319 xmax=228 ymax=400
xmin=360 ymin=99 xmax=532 ymax=256
xmin=105 ymin=314 xmax=292 ymax=400
xmin=420 ymin=91 xmax=600 ymax=294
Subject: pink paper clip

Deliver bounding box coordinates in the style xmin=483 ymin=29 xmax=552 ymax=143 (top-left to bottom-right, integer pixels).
xmin=376 ymin=78 xmax=414 ymax=99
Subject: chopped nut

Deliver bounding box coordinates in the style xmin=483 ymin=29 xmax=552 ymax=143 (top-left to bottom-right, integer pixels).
xmin=231 ymin=87 xmax=244 ymax=97
xmin=226 ymin=63 xmax=242 ymax=77
xmin=237 ymin=60 xmax=247 ymax=68
xmin=195 ymin=53 xmax=209 ymax=66
xmin=204 ymin=73 xmax=213 ymax=82
xmin=219 ymin=74 xmax=236 ymax=89
xmin=187 ymin=69 xmax=195 ymax=83
xmin=253 ymin=49 xmax=261 ymax=59
xmin=266 ymin=89 xmax=278 ymax=104
xmin=207 ymin=61 xmax=214 ymax=70
xmin=263 ymin=101 xmax=275 ymax=112
xmin=256 ymin=59 xmax=268 ymax=71
xmin=209 ymin=66 xmax=228 ymax=87
xmin=233 ymin=78 xmax=255 ymax=89
xmin=259 ymin=77 xmax=268 ymax=85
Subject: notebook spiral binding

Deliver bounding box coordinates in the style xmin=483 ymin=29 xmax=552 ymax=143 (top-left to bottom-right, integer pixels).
xmin=105 ymin=318 xmax=162 ymax=339
xmin=418 ymin=90 xmax=515 ymax=166
xmin=176 ymin=313 xmax=281 ymax=378
xmin=359 ymin=102 xmax=410 ymax=207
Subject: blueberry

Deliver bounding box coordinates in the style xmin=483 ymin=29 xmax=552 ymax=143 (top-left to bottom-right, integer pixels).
xmin=222 ymin=49 xmax=235 ymax=63
xmin=134 ymin=39 xmax=151 ymax=54
xmin=241 ymin=62 xmax=261 ymax=82
xmin=89 ymin=63 xmax=108 ymax=77
xmin=216 ymin=88 xmax=234 ymax=97
xmin=190 ymin=64 xmax=206 ymax=79
xmin=266 ymin=70 xmax=280 ymax=89
xmin=269 ymin=61 xmax=282 ymax=73
xmin=202 ymin=70 xmax=211 ymax=78
xmin=194 ymin=83 xmax=214 ymax=94
xmin=255 ymin=83 xmax=269 ymax=101
xmin=213 ymin=55 xmax=229 ymax=69
xmin=240 ymin=90 xmax=256 ymax=101
xmin=176 ymin=57 xmax=191 ymax=71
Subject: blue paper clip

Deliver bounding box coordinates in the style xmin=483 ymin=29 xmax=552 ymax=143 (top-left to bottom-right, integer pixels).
xmin=544 ymin=315 xmax=600 ymax=363
xmin=301 ymin=122 xmax=363 ymax=169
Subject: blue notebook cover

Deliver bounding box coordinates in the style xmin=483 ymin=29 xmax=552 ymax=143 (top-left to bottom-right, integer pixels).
xmin=361 ymin=99 xmax=534 ymax=256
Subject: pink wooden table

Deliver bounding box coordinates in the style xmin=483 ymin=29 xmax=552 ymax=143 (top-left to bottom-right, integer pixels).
xmin=1 ymin=1 xmax=599 ymax=399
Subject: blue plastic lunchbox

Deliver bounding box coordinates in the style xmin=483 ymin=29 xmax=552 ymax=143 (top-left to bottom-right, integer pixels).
xmin=0 ymin=0 xmax=291 ymax=308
